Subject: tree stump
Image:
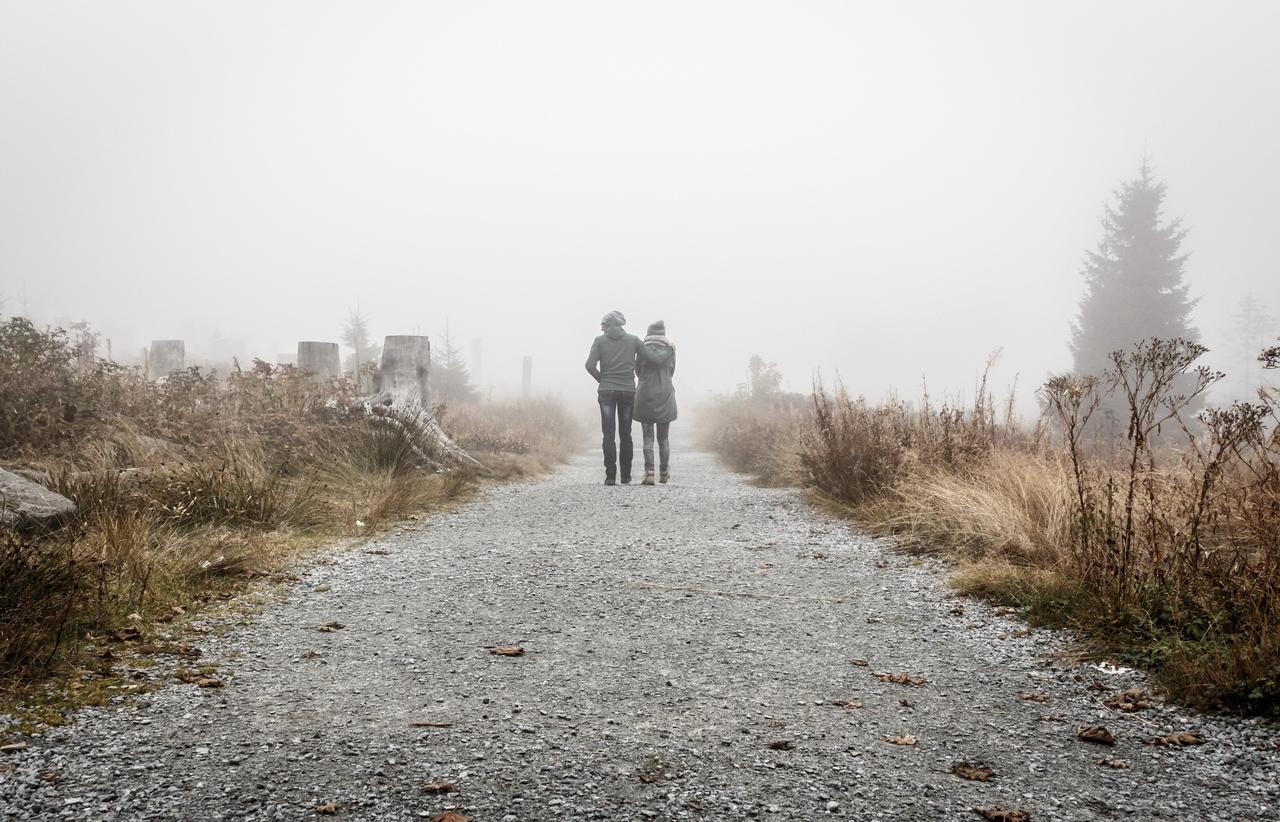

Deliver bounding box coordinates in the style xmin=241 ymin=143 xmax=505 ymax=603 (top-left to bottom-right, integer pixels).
xmin=149 ymin=340 xmax=185 ymax=379
xmin=297 ymin=341 xmax=341 ymax=381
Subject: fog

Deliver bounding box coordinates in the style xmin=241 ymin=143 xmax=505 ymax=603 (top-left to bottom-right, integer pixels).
xmin=2 ymin=1 xmax=1278 ymax=410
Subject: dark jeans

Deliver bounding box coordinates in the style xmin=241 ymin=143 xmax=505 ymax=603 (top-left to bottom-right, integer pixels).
xmin=598 ymin=390 xmax=634 ymax=479
xmin=641 ymin=422 xmax=670 ymax=473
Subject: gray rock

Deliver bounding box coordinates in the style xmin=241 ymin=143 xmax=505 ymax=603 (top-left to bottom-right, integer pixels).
xmin=0 ymin=467 xmax=75 ymax=530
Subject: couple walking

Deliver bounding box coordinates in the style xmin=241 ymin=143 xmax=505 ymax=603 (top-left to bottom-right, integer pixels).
xmin=584 ymin=310 xmax=677 ymax=486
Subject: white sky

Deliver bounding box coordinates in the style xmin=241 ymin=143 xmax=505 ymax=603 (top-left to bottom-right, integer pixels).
xmin=2 ymin=1 xmax=1278 ymax=410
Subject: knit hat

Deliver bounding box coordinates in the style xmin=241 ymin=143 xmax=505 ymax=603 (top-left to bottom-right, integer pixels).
xmin=601 ymin=310 xmax=626 ymax=327
xmin=647 ymin=320 xmax=666 ymax=336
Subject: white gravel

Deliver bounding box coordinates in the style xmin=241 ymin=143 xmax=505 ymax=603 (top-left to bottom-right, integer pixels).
xmin=2 ymin=448 xmax=1278 ymax=820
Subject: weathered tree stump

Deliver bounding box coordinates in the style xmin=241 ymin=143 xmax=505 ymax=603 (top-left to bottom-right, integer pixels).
xmin=297 ymin=341 xmax=341 ymax=381
xmin=352 ymin=335 xmax=481 ymax=470
xmin=148 ymin=340 xmax=184 ymax=379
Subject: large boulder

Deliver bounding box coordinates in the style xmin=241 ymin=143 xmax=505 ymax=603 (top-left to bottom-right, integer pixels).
xmin=0 ymin=468 xmax=77 ymax=531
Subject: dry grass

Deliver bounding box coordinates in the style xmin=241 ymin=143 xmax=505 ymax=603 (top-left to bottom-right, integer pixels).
xmin=695 ymin=394 xmax=808 ymax=485
xmin=702 ymin=346 xmax=1280 ymax=717
xmin=0 ymin=318 xmax=575 ymax=691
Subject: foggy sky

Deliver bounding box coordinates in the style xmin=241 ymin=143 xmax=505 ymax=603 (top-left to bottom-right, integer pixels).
xmin=2 ymin=1 xmax=1278 ymax=410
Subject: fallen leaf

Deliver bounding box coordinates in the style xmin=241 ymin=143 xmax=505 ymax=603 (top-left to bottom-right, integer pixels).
xmin=1097 ymin=757 xmax=1129 ymax=769
xmin=1018 ymin=691 xmax=1049 ymax=703
xmin=973 ymin=806 xmax=1030 ymax=822
xmin=36 ymin=770 xmax=59 ymax=781
xmin=767 ymin=740 xmax=795 ymax=751
xmin=490 ymin=645 xmax=525 ymax=657
xmin=1086 ymin=680 xmax=1109 ymax=692
xmin=109 ymin=627 xmax=142 ymax=643
xmin=874 ymin=671 xmax=926 ymax=687
xmin=301 ymin=651 xmax=323 ymax=660
xmin=950 ymin=761 xmax=993 ymax=781
xmin=882 ymin=734 xmax=918 ymax=746
xmin=410 ymin=722 xmax=453 ymax=728
xmin=127 ymin=612 xmax=142 ymax=622
xmin=949 ymin=604 xmax=966 ymax=616
xmin=899 ymin=698 xmax=915 ymax=708
xmin=431 ymin=813 xmax=470 ymax=822
xmin=423 ymin=780 xmax=458 ymax=794
xmin=848 ymin=658 xmax=869 ymax=667
xmin=1008 ymin=629 xmax=1032 ymax=638
xmin=1104 ymin=687 xmax=1152 ymax=712
xmin=993 ymin=606 xmax=1018 ymax=616
xmin=1076 ymin=725 xmax=1116 ymax=745
xmin=1146 ymin=731 xmax=1205 ymax=747
xmin=314 ymin=802 xmax=340 ymax=815
xmin=638 ymin=773 xmax=658 ymax=783
xmin=1038 ymin=714 xmax=1065 ymax=722
xmin=830 ymin=700 xmax=863 ymax=709
xmin=175 ymin=669 xmax=224 ymax=688
xmin=316 ymin=622 xmax=345 ymax=632
xmin=865 ymin=617 xmax=885 ymax=624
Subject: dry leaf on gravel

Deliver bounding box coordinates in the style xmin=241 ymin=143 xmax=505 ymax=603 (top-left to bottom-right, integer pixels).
xmin=1017 ymin=691 xmax=1049 ymax=703
xmin=767 ymin=740 xmax=795 ymax=751
xmin=1008 ymin=629 xmax=1032 ymax=638
xmin=830 ymin=700 xmax=864 ymax=709
xmin=316 ymin=622 xmax=345 ymax=633
xmin=490 ymin=645 xmax=525 ymax=656
xmin=1146 ymin=731 xmax=1206 ymax=747
xmin=423 ymin=780 xmax=458 ymax=794
xmin=1076 ymin=725 xmax=1116 ymax=745
xmin=951 ymin=762 xmax=993 ymax=781
xmin=410 ymin=722 xmax=454 ymax=728
xmin=1097 ymin=757 xmax=1129 ymax=769
xmin=849 ymin=658 xmax=869 ymax=667
xmin=874 ymin=672 xmax=926 ymax=686
xmin=1104 ymin=687 xmax=1152 ymax=712
xmin=314 ymin=802 xmax=340 ymax=815
xmin=1039 ymin=714 xmax=1065 ymax=722
xmin=431 ymin=813 xmax=469 ymax=822
xmin=109 ymin=627 xmax=143 ymax=643
xmin=175 ymin=669 xmax=224 ymax=688
xmin=973 ymin=807 xmax=1030 ymax=822
xmin=882 ymin=734 xmax=919 ymax=746
xmin=1086 ymin=680 xmax=1109 ymax=692
xmin=899 ymin=698 xmax=915 ymax=708
xmin=949 ymin=604 xmax=966 ymax=616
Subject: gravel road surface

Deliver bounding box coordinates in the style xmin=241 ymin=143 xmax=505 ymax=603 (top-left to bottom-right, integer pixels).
xmin=2 ymin=449 xmax=1278 ymax=821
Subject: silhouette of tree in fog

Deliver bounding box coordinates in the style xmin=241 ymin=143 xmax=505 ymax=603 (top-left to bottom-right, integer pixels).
xmin=341 ymin=306 xmax=381 ymax=382
xmin=434 ymin=323 xmax=477 ymax=406
xmin=1070 ymin=161 xmax=1200 ymax=390
xmin=1227 ymin=293 xmax=1275 ymax=400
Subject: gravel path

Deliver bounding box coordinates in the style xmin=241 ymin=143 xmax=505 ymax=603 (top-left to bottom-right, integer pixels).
xmin=2 ymin=448 xmax=1278 ymax=821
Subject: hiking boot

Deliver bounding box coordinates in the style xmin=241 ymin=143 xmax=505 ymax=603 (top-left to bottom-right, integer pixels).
xmin=604 ymin=474 xmax=616 ymax=486
xmin=620 ymin=473 xmax=631 ymax=484
xmin=659 ymin=471 xmax=670 ymax=484
xmin=641 ymin=472 xmax=656 ymax=486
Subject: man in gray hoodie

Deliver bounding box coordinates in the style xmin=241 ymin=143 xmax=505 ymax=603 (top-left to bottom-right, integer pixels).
xmin=585 ymin=310 xmax=666 ymax=485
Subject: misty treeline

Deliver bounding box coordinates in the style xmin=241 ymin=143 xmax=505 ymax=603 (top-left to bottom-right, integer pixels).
xmin=0 ymin=315 xmax=577 ymax=691
xmin=701 ymin=164 xmax=1280 ymax=717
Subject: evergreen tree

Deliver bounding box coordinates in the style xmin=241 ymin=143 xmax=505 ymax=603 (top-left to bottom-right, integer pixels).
xmin=434 ymin=323 xmax=477 ymax=406
xmin=1070 ymin=161 xmax=1199 ymax=379
xmin=1227 ymin=293 xmax=1275 ymax=400
xmin=341 ymin=307 xmax=381 ymax=382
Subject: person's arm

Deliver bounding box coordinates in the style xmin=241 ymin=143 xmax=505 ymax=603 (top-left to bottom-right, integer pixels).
xmin=636 ymin=340 xmax=674 ymax=367
xmin=669 ymin=349 xmax=676 ymax=377
xmin=585 ymin=339 xmax=602 ymax=383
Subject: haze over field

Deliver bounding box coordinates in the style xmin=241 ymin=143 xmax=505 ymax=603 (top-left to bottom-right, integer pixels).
xmin=2 ymin=1 xmax=1278 ymax=407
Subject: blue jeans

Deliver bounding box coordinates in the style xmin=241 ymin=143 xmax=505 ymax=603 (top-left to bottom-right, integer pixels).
xmin=598 ymin=390 xmax=634 ymax=479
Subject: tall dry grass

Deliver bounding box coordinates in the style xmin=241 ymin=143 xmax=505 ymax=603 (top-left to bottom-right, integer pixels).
xmin=0 ymin=318 xmax=576 ymax=688
xmin=703 ymin=343 xmax=1280 ymax=716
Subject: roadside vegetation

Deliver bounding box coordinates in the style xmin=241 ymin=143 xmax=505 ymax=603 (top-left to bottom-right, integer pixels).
xmin=701 ymin=340 xmax=1280 ymax=717
xmin=0 ymin=317 xmax=578 ymax=704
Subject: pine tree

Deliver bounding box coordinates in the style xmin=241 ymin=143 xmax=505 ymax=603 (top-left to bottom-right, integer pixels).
xmin=1228 ymin=294 xmax=1275 ymax=401
xmin=1070 ymin=161 xmax=1199 ymax=380
xmin=434 ymin=323 xmax=477 ymax=406
xmin=341 ymin=307 xmax=381 ymax=387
